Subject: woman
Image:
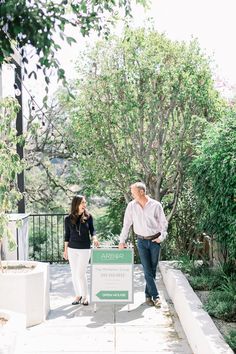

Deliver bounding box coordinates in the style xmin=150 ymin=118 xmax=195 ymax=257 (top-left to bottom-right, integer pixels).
xmin=63 ymin=195 xmax=99 ymax=305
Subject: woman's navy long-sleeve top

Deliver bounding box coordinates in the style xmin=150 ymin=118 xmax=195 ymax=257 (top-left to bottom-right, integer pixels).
xmin=64 ymin=214 xmax=95 ymax=249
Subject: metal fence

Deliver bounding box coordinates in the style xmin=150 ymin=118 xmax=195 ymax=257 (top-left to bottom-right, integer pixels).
xmin=29 ymin=214 xmax=67 ymax=262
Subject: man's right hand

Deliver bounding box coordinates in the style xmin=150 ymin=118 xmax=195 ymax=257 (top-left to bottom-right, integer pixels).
xmin=118 ymin=243 xmax=126 ymax=249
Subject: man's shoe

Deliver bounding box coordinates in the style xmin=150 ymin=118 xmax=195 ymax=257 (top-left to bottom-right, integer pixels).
xmin=145 ymin=297 xmax=154 ymax=306
xmin=153 ymin=297 xmax=161 ymax=308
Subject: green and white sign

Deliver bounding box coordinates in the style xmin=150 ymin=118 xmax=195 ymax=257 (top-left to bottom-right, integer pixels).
xmin=90 ymin=248 xmax=134 ymax=303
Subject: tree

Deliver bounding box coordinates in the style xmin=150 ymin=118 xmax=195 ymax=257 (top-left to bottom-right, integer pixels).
xmin=61 ymin=27 xmax=225 ymax=221
xmin=190 ymin=115 xmax=236 ymax=262
xmin=0 ymin=0 xmax=147 ymax=84
xmin=24 ymin=98 xmax=80 ymax=212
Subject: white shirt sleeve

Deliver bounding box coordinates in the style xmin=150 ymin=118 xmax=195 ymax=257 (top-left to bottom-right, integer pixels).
xmin=119 ymin=203 xmax=133 ymax=243
xmin=156 ymin=203 xmax=168 ymax=242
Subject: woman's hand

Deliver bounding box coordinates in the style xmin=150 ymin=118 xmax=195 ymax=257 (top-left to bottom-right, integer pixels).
xmin=63 ymin=242 xmax=69 ymax=260
xmin=92 ymin=236 xmax=100 ymax=248
xmin=63 ymin=249 xmax=68 ymax=260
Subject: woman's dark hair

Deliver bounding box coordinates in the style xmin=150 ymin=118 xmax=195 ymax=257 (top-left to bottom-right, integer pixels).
xmin=70 ymin=195 xmax=90 ymax=224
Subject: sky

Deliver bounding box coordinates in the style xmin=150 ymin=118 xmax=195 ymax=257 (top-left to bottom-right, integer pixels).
xmin=53 ymin=0 xmax=236 ymax=96
xmin=2 ymin=0 xmax=236 ymax=103
xmin=145 ymin=0 xmax=236 ymax=87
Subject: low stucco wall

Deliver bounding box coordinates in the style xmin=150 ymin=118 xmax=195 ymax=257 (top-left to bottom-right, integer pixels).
xmin=159 ymin=261 xmax=234 ymax=354
xmin=0 ymin=261 xmax=50 ymax=327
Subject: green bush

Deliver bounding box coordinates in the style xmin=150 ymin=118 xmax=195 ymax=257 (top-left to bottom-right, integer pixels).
xmin=164 ymin=185 xmax=207 ymax=261
xmin=204 ymin=290 xmax=236 ymax=322
xmin=177 ymin=256 xmax=234 ymax=291
xmin=177 ymin=255 xmax=216 ymax=276
xmin=190 ymin=115 xmax=236 ymax=262
xmin=95 ymin=195 xmax=126 ymax=242
xmin=188 ymin=265 xmax=227 ymax=290
xmin=225 ymin=330 xmax=236 ymax=353
xmin=221 ymin=261 xmax=236 ymax=277
xmin=188 ymin=272 xmax=222 ymax=291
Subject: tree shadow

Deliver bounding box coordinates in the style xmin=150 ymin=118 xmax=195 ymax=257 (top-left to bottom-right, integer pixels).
xmin=47 ymin=299 xmax=154 ymax=328
xmin=47 ymin=264 xmax=158 ymax=328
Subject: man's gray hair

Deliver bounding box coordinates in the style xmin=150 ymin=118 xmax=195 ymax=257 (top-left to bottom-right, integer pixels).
xmin=131 ymin=182 xmax=146 ymax=193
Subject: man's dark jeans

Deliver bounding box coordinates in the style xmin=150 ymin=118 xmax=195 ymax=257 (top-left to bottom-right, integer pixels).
xmin=137 ymin=238 xmax=161 ymax=300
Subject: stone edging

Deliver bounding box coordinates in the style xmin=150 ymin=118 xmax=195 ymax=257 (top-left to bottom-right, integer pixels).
xmin=159 ymin=261 xmax=234 ymax=354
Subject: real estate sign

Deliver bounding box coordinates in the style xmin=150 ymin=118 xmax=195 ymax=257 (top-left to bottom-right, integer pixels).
xmin=90 ymin=248 xmax=134 ymax=303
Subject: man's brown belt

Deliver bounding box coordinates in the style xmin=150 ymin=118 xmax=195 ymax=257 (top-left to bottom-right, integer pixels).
xmin=136 ymin=232 xmax=161 ymax=240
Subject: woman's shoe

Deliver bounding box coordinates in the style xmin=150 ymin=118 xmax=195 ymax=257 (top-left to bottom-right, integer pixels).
xmin=82 ymin=298 xmax=89 ymax=306
xmin=72 ymin=296 xmax=82 ymax=305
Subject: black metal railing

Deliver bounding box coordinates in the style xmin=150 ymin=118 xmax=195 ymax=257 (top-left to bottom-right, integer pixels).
xmin=29 ymin=214 xmax=67 ymax=262
xmin=28 ymin=213 xmax=141 ymax=264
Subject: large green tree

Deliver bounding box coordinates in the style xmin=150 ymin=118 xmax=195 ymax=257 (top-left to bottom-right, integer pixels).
xmin=61 ymin=28 xmax=225 ymax=220
xmin=190 ymin=115 xmax=236 ymax=262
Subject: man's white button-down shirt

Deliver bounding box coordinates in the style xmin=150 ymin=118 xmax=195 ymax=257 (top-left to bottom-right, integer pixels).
xmin=119 ymin=196 xmax=168 ymax=243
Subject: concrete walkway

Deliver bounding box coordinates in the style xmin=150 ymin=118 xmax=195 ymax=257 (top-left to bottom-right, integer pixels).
xmin=22 ymin=264 xmax=193 ymax=354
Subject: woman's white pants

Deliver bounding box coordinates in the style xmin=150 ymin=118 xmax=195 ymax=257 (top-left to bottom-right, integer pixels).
xmin=68 ymin=247 xmax=91 ymax=299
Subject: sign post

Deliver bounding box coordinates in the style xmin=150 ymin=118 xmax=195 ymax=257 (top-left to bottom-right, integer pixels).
xmin=90 ymin=248 xmax=133 ymax=309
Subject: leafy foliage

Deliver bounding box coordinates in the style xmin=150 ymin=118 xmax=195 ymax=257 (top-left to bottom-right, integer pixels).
xmin=0 ymin=0 xmax=147 ymax=84
xmin=28 ymin=214 xmax=66 ymax=262
xmin=95 ymin=195 xmax=126 ymax=239
xmin=177 ymin=255 xmax=236 ymax=322
xmin=24 ymin=100 xmax=79 ymax=212
xmin=225 ymin=330 xmax=236 ymax=352
xmin=0 ymin=97 xmax=24 ymax=252
xmin=60 ymin=27 xmax=224 ymax=222
xmin=188 ymin=268 xmax=224 ymax=291
xmin=204 ymin=290 xmax=236 ymax=322
xmin=190 ymin=115 xmax=236 ymax=261
xmin=163 ymin=183 xmax=205 ymax=260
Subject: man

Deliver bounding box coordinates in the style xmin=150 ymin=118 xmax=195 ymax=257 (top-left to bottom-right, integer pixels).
xmin=119 ymin=182 xmax=168 ymax=308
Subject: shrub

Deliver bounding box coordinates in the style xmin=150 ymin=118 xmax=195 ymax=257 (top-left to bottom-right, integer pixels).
xmin=188 ymin=271 xmax=223 ymax=291
xmin=204 ymin=290 xmax=236 ymax=322
xmin=225 ymin=330 xmax=236 ymax=353
xmin=190 ymin=116 xmax=236 ymax=263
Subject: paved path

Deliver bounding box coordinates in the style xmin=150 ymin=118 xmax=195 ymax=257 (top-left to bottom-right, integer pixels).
xmin=22 ymin=264 xmax=193 ymax=354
